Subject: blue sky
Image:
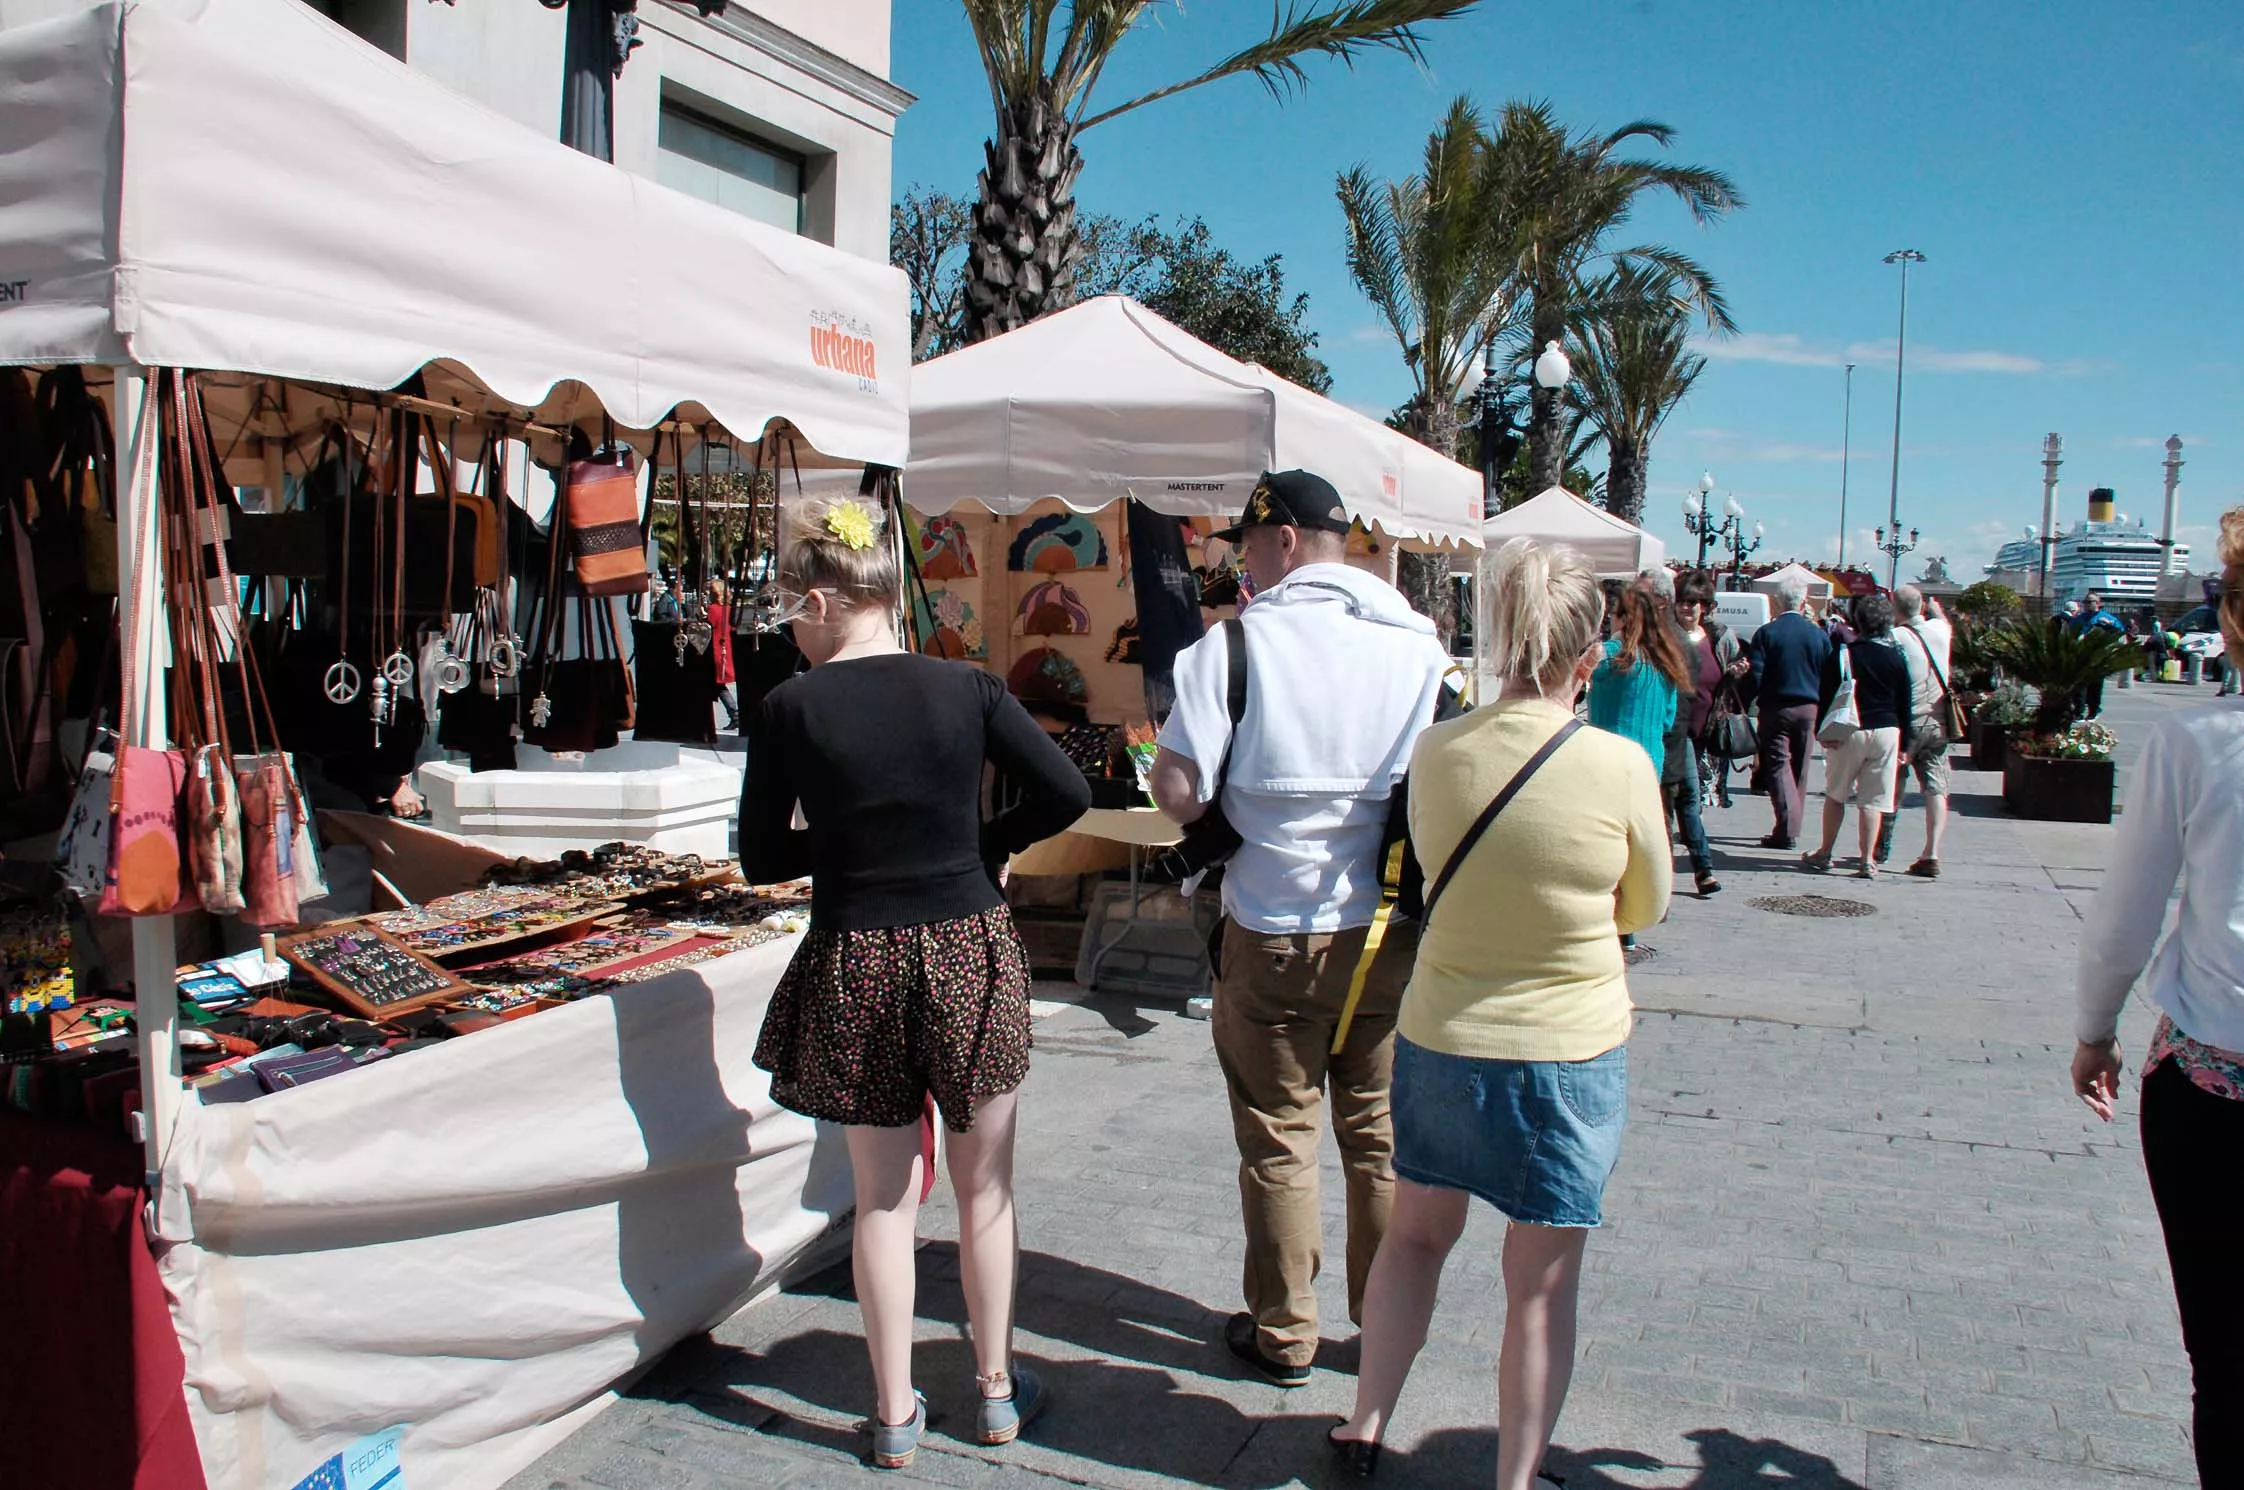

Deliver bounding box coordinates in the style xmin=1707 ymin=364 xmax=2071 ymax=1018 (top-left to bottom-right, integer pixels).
xmin=889 ymin=1 xmax=2242 ymax=580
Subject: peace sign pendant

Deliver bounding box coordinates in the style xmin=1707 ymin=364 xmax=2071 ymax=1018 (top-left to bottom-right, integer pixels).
xmin=324 ymin=659 xmax=362 ymax=705
xmin=381 ymin=650 xmax=416 ymax=687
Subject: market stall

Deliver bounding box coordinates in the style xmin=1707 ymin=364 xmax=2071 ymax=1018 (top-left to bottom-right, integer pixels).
xmin=0 ymin=2 xmax=909 ymax=1486
xmin=900 ymin=292 xmax=1481 ymax=728
xmin=1476 ymin=485 xmax=1669 ymax=577
xmin=1749 ymin=560 xmax=1836 ymax=601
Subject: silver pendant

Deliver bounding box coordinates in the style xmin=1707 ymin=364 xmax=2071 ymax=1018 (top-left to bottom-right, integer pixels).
xmin=381 ymin=650 xmax=415 ymax=687
xmin=529 ymin=692 xmax=552 ymax=728
xmin=324 ymin=658 xmax=362 ymax=705
xmin=369 ymin=672 xmax=393 ymax=724
xmin=435 ymin=652 xmax=471 ymax=694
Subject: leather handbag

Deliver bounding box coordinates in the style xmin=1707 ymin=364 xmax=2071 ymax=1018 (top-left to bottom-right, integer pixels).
xmin=1906 ymin=625 xmax=1970 ymax=744
xmin=563 ymin=448 xmax=649 ymax=597
xmin=1702 ymin=681 xmax=1758 ymax=761
xmin=93 ymin=379 xmax=193 ymax=919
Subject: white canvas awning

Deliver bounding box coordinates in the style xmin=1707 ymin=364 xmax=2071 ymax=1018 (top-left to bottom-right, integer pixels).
xmin=902 ymin=296 xmax=1483 ymax=547
xmin=0 ymin=0 xmax=910 ymax=465
xmin=1479 ymin=486 xmax=1667 ymax=577
xmin=1750 ymin=561 xmax=1835 ymax=598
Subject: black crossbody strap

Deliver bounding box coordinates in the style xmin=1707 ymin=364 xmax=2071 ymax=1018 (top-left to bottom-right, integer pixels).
xmin=1421 ymin=718 xmax=1582 ymax=923
xmin=1209 ymin=617 xmax=1247 ymax=793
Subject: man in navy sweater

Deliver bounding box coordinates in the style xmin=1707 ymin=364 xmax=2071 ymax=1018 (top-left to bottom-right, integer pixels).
xmin=1748 ymin=576 xmax=1833 ymax=848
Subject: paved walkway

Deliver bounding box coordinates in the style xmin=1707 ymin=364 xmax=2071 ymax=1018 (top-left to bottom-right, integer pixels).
xmin=511 ymin=684 xmax=2213 ymax=1490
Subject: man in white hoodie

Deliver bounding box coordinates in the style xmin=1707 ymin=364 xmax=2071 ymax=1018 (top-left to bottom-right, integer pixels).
xmin=1151 ymin=470 xmax=1452 ymax=1386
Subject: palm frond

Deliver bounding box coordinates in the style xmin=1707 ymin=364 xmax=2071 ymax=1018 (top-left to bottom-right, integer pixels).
xmin=1612 ymin=244 xmax=1736 ymax=334
xmin=1080 ymin=0 xmax=1480 ymax=129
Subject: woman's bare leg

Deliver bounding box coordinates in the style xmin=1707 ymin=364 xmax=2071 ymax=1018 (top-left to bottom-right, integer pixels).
xmin=846 ymin=1122 xmax=928 ymax=1426
xmin=1339 ymin=1178 xmax=1470 ymax=1443
xmin=944 ymin=1090 xmax=1021 ymax=1390
xmin=1495 ymin=1222 xmax=1590 ymax=1490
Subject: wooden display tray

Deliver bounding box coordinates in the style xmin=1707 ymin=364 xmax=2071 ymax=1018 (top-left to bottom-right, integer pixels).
xmin=276 ymin=924 xmax=471 ymax=1020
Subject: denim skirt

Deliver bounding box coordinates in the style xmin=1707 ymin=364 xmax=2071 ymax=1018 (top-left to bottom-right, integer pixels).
xmin=1391 ymin=1036 xmax=1628 ymax=1227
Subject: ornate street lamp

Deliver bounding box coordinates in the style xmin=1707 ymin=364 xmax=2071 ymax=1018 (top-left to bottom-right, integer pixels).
xmin=1875 ymin=522 xmax=1920 ymax=581
xmin=1726 ymin=517 xmax=1764 ymax=591
xmin=1882 ymin=248 xmax=1927 ymax=588
xmin=1475 ymin=343 xmax=1522 ymax=518
xmin=1681 ymin=472 xmax=1733 ymax=570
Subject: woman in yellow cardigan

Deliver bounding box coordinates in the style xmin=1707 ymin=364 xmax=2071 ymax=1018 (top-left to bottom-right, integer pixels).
xmin=1331 ymin=538 xmax=1671 ymax=1488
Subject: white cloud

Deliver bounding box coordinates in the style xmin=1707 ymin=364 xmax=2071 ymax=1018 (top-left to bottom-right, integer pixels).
xmin=1345 ymin=324 xmax=1395 ymax=345
xmin=2119 ymin=435 xmax=2209 ymax=449
xmin=1698 ymin=331 xmax=2052 ymax=376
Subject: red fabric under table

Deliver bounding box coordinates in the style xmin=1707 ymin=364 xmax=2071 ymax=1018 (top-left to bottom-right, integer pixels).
xmin=0 ymin=1111 xmax=209 ymax=1490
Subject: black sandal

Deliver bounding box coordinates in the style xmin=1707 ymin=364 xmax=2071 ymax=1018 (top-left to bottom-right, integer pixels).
xmin=1327 ymin=1424 xmax=1380 ymax=1479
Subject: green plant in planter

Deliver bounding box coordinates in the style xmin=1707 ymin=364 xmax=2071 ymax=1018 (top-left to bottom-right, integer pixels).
xmin=1982 ymin=621 xmax=2140 ymax=733
xmin=1955 ymin=579 xmax=2022 ymax=625
xmin=2015 ymin=719 xmax=2118 ymax=761
xmin=1949 ymin=623 xmax=2000 ymax=692
xmin=1973 ymin=679 xmax=2034 ymax=727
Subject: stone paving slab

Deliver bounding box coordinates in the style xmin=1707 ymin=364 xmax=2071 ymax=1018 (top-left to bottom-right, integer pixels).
xmin=510 ymin=686 xmax=2207 ymax=1490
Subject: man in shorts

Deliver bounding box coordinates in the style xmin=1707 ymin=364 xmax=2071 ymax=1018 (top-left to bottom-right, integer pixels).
xmin=1880 ymin=584 xmax=1953 ymax=877
xmin=1150 ymin=470 xmax=1451 ymax=1386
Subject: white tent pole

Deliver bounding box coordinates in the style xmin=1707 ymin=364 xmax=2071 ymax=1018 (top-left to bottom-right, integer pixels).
xmin=114 ymin=365 xmax=183 ymax=1209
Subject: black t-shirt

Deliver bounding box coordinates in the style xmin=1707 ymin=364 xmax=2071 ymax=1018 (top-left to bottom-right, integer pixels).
xmin=738 ymin=653 xmax=1092 ymax=930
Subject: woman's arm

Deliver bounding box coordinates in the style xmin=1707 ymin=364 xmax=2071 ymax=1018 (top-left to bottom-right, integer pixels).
xmin=1614 ymin=753 xmax=1674 ymax=936
xmin=983 ymin=681 xmax=1094 ymax=856
xmin=736 ymin=700 xmax=811 ymax=885
xmin=2076 ymin=724 xmax=2189 ymax=1043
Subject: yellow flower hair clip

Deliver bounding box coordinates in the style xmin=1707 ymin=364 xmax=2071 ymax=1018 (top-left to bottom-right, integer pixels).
xmin=824 ymin=499 xmax=878 ymax=551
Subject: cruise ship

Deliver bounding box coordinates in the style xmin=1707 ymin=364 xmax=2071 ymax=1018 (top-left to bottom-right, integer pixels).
xmin=1988 ymin=488 xmax=2187 ymax=608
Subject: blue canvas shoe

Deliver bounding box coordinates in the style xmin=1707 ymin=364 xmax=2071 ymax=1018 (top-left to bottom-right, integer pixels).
xmin=976 ymin=1366 xmax=1047 ymax=1446
xmin=870 ymin=1391 xmax=926 ymax=1470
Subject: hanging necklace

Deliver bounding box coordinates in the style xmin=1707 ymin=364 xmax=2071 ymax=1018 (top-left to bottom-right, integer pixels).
xmin=324 ymin=401 xmax=362 ymax=705
xmin=377 ymin=410 xmax=416 ymax=694
xmin=432 ymin=415 xmax=471 ymax=695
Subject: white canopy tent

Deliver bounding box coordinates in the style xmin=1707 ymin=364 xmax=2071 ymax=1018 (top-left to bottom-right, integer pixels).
xmin=1750 ymin=561 xmax=1835 ymax=599
xmin=1478 ymin=486 xmax=1668 ymax=577
xmin=903 ymin=295 xmax=1484 ymax=548
xmin=0 ymin=0 xmax=910 ymax=468
xmin=0 ymin=5 xmax=910 ymax=1488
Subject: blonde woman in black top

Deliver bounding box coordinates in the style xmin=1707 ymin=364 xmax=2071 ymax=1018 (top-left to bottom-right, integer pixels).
xmin=739 ymin=495 xmax=1090 ymax=1468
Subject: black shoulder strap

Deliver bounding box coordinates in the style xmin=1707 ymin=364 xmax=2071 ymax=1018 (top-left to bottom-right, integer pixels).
xmin=1421 ymin=718 xmax=1582 ymax=923
xmin=1211 ymin=617 xmax=1247 ymax=791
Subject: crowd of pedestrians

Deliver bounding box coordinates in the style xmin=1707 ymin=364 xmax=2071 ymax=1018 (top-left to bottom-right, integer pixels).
xmin=729 ymin=472 xmax=2242 ymax=1488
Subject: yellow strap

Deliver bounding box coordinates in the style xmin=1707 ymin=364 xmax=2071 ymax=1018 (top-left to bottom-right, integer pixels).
xmin=1331 ymin=897 xmax=1394 ymax=1056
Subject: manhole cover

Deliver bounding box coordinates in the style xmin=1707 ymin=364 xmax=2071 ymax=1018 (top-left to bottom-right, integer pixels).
xmin=1747 ymin=894 xmax=1876 ymax=919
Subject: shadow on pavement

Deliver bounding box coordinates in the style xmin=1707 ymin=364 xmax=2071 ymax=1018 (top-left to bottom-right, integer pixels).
xmin=1547 ymin=1426 xmax=1868 ymax=1488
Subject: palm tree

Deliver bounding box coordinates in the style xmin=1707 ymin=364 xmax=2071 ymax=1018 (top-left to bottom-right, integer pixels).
xmin=1335 ymin=97 xmax=1516 ymax=631
xmin=1482 ymin=101 xmax=1742 ymax=493
xmin=1984 ymin=621 xmax=2140 ymax=735
xmin=958 ymin=1 xmax=1479 ymax=345
xmin=1335 ymin=96 xmax=1519 ymax=463
xmin=1570 ymin=264 xmax=1707 ymax=526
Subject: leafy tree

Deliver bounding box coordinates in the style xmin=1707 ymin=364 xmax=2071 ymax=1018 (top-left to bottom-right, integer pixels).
xmin=893 ymin=187 xmax=975 ymax=361
xmin=1077 ymin=218 xmax=1333 ymax=392
xmin=1569 ymin=263 xmax=1706 ymax=526
xmin=1954 ymin=579 xmax=2023 ymax=624
xmin=895 ymin=196 xmax=1331 ymax=387
xmin=956 ymin=0 xmax=1478 ymax=344
xmin=1479 ymin=101 xmax=1742 ymax=494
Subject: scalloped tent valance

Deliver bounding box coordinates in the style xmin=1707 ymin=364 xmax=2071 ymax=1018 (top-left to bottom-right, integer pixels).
xmin=0 ymin=0 xmax=909 ymax=466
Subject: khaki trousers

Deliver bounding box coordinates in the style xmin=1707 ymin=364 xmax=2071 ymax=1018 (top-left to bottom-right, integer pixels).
xmin=1210 ymin=916 xmax=1413 ymax=1366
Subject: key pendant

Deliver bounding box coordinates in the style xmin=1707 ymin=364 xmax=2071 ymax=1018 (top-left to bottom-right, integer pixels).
xmin=369 ymin=672 xmax=393 ymax=725
xmin=674 ymin=628 xmax=689 ymax=667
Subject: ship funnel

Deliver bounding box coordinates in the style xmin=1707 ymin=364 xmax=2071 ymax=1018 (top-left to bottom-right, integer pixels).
xmin=2088 ymin=487 xmax=2116 ymax=523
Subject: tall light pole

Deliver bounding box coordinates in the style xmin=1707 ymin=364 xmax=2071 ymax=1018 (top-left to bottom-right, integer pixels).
xmin=1837 ymin=362 xmax=1855 ymax=570
xmin=2039 ymin=432 xmax=2062 ymax=608
xmin=1682 ymin=471 xmax=1732 ymax=571
xmin=1882 ymin=249 xmax=1925 ymax=588
xmin=2158 ymin=434 xmax=2185 ymax=592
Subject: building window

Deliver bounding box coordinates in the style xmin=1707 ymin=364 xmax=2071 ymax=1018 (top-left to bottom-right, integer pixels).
xmin=657 ymin=100 xmax=805 ymax=235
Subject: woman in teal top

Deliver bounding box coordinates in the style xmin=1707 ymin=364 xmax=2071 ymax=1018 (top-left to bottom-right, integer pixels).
xmin=1587 ymin=587 xmax=1691 ymax=767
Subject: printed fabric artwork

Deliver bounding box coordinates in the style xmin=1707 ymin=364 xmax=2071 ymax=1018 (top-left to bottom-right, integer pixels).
xmin=921 ymin=589 xmax=986 ymax=660
xmin=915 ymin=514 xmax=979 ymax=580
xmin=1014 ymin=579 xmax=1092 ymax=636
xmin=1006 ymin=646 xmax=1090 ymax=714
xmin=0 ymin=903 xmax=74 ymax=1015
xmin=1106 ymin=619 xmax=1143 ymax=665
xmin=1007 ymin=511 xmax=1109 ymax=573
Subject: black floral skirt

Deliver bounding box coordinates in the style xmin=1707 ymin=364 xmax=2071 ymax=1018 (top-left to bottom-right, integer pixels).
xmin=753 ymin=905 xmax=1033 ymax=1133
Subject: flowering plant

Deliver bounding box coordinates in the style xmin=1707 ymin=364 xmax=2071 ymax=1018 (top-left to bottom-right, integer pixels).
xmin=2014 ymin=720 xmax=2118 ymax=761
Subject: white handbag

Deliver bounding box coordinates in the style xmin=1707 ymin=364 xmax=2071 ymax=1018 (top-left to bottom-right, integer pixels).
xmin=52 ymin=730 xmax=117 ymax=902
xmin=1817 ymin=646 xmax=1859 ymax=746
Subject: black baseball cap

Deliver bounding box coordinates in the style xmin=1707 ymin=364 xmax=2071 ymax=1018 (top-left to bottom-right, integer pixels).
xmin=1211 ymin=469 xmax=1351 ymax=543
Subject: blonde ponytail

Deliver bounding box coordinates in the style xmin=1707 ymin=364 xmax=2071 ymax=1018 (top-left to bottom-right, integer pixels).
xmin=1478 ymin=537 xmax=1603 ymax=695
xmin=778 ymin=493 xmax=902 ymax=609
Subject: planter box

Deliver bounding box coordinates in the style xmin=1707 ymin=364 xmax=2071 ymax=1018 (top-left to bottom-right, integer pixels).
xmin=1967 ymin=720 xmax=2016 ymax=773
xmin=2002 ymin=751 xmax=2116 ymax=824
